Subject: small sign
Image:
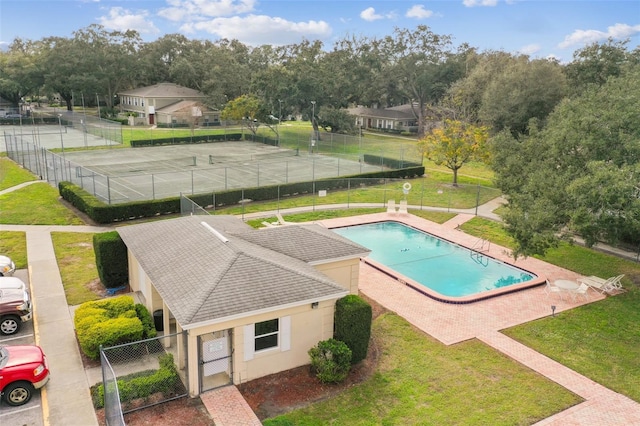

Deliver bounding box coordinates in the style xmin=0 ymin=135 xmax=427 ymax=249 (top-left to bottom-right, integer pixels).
xmin=318 ymin=190 xmax=327 ymax=197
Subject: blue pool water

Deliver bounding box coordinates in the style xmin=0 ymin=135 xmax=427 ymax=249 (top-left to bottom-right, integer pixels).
xmin=333 ymin=221 xmax=535 ymax=298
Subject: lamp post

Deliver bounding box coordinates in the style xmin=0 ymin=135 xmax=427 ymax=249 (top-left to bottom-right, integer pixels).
xmin=310 ymin=101 xmax=316 ymax=154
xmin=58 ymin=114 xmax=65 ymax=157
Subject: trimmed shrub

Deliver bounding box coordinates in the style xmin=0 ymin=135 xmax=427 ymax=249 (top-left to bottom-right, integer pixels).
xmin=74 ymin=296 xmax=148 ymax=360
xmin=93 ymin=231 xmax=128 ymax=289
xmin=91 ymin=353 xmax=181 ymax=408
xmin=308 ymin=338 xmax=352 ymax=384
xmin=334 ymin=295 xmax=372 ymax=364
xmin=135 ymin=303 xmax=157 ymax=339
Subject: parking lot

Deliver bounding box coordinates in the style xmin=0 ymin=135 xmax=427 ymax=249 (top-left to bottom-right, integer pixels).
xmin=0 ymin=269 xmax=44 ymax=426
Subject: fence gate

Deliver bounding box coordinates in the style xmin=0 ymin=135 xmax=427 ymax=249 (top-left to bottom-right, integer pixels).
xmin=198 ymin=330 xmax=233 ymax=393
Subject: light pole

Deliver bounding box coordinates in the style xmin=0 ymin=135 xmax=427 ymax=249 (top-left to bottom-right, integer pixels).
xmin=310 ymin=101 xmax=316 ymax=154
xmin=58 ymin=114 xmax=65 ymax=157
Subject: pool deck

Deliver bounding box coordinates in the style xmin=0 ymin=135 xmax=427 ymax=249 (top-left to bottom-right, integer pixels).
xmin=317 ymin=212 xmax=640 ymax=425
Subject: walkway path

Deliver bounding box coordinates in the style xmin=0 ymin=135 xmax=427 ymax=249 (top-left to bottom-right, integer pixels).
xmin=2 ymin=183 xmax=639 ymax=425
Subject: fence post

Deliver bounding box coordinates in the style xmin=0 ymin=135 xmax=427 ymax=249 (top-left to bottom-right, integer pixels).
xmin=475 ymin=184 xmax=480 ymax=215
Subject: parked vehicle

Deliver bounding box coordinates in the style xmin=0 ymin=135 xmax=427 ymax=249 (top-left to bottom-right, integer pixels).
xmin=0 ymin=288 xmax=32 ymax=335
xmin=3 ymin=114 xmax=22 ymax=119
xmin=0 ymin=345 xmax=50 ymax=406
xmin=0 ymin=277 xmax=26 ymax=291
xmin=0 ymin=255 xmax=15 ymax=277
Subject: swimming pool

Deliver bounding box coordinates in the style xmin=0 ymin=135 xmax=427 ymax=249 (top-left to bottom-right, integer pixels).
xmin=332 ymin=221 xmax=538 ymax=302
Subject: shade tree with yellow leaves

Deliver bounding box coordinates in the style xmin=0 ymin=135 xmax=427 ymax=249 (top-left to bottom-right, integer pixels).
xmin=417 ymin=119 xmax=489 ymax=186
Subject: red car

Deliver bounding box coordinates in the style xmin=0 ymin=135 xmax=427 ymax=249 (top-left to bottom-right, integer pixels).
xmin=0 ymin=345 xmax=50 ymax=406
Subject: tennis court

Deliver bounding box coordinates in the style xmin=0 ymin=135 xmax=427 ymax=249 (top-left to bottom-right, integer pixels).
xmin=3 ymin=124 xmax=388 ymax=204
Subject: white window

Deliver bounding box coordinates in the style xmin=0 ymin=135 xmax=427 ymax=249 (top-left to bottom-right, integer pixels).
xmin=255 ymin=319 xmax=279 ymax=351
xmin=243 ymin=316 xmax=290 ymax=361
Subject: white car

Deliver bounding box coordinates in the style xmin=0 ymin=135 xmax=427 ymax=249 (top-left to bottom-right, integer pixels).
xmin=0 ymin=277 xmax=26 ymax=291
xmin=0 ymin=256 xmax=15 ymax=277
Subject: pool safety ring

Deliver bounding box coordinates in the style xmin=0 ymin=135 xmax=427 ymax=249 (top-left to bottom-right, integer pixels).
xmin=403 ymin=182 xmax=412 ymax=191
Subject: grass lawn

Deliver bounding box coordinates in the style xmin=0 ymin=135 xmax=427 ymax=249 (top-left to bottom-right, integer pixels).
xmin=0 ymin=182 xmax=84 ymax=225
xmin=264 ymin=313 xmax=581 ymax=425
xmin=460 ymin=217 xmax=640 ymax=402
xmin=0 ymin=231 xmax=27 ymax=269
xmin=0 ymin=157 xmax=38 ymax=190
xmin=51 ymin=232 xmax=102 ymax=305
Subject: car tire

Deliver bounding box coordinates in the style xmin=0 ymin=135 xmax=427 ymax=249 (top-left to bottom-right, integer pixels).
xmin=3 ymin=381 xmax=34 ymax=406
xmin=0 ymin=315 xmax=20 ymax=335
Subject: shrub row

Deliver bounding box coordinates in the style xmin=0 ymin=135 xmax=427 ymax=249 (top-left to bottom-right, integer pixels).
xmin=93 ymin=231 xmax=128 ymax=289
xmin=74 ymin=296 xmax=156 ymax=360
xmin=363 ymin=154 xmax=422 ymax=169
xmin=130 ymin=133 xmax=242 ymax=147
xmin=91 ymin=353 xmax=181 ymax=408
xmin=58 ymin=166 xmax=424 ymax=224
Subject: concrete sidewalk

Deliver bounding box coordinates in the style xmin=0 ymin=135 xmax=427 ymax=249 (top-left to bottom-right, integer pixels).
xmin=27 ymin=229 xmax=99 ymax=426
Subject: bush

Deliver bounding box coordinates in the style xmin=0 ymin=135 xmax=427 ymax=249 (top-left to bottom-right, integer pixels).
xmin=93 ymin=231 xmax=128 ymax=289
xmin=334 ymin=295 xmax=372 ymax=364
xmin=135 ymin=303 xmax=157 ymax=339
xmin=91 ymin=353 xmax=181 ymax=408
xmin=74 ymin=296 xmax=148 ymax=360
xmin=308 ymin=338 xmax=352 ymax=384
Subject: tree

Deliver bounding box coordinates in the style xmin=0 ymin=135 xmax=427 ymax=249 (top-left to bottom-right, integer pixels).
xmin=317 ymin=106 xmax=356 ymax=134
xmin=418 ymin=119 xmax=489 ymax=186
xmin=378 ymin=26 xmax=454 ymax=137
xmin=492 ymin=67 xmax=640 ymax=257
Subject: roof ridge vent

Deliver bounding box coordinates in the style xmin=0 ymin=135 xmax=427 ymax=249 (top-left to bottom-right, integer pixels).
xmin=201 ymin=222 xmax=229 ymax=243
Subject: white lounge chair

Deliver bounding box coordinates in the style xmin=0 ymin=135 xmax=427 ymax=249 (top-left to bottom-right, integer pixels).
xmin=569 ymin=282 xmax=591 ymax=302
xmin=398 ymin=199 xmax=408 ymax=215
xmin=544 ymin=279 xmax=564 ymax=300
xmin=387 ymin=199 xmax=397 ymax=214
xmin=578 ymin=274 xmax=624 ymax=294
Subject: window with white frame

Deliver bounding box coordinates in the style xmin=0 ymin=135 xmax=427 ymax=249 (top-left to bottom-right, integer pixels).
xmin=254 ymin=319 xmax=279 ymax=351
xmin=243 ymin=316 xmax=290 ymax=361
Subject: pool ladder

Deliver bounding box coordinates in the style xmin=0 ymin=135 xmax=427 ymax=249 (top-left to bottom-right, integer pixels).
xmin=470 ymin=238 xmax=490 ymax=266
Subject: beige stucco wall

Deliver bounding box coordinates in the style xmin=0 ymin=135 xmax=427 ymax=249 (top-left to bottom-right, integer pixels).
xmin=313 ymin=257 xmax=361 ymax=294
xmin=184 ymin=299 xmax=338 ymax=396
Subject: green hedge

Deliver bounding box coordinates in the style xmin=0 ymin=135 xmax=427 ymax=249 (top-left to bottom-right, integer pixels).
xmin=58 ymin=166 xmax=424 ymax=224
xmin=334 ymin=295 xmax=372 ymax=364
xmin=93 ymin=231 xmax=128 ymax=289
xmin=130 ymin=133 xmax=243 ymax=147
xmin=74 ymin=296 xmax=155 ymax=360
xmin=91 ymin=353 xmax=181 ymax=408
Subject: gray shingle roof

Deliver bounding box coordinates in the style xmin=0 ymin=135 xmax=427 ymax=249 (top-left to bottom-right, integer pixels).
xmin=117 ymin=216 xmax=356 ymax=327
xmin=118 ymin=83 xmax=205 ymax=98
xmin=234 ymin=224 xmax=370 ymax=263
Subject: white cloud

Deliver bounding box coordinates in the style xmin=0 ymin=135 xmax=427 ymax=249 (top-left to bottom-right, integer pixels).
xmin=186 ymin=14 xmax=332 ymax=46
xmin=406 ymin=5 xmax=434 ymax=19
xmin=98 ymin=7 xmax=160 ymax=34
xmin=360 ymin=7 xmax=384 ymax=22
xmin=463 ymin=0 xmax=498 ymax=7
xmin=158 ymin=0 xmax=256 ymax=22
xmin=519 ymin=43 xmax=541 ymax=56
xmin=558 ymin=23 xmax=640 ymax=48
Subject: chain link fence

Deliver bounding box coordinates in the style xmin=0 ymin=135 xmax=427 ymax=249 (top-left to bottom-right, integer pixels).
xmin=98 ymin=331 xmax=188 ymax=424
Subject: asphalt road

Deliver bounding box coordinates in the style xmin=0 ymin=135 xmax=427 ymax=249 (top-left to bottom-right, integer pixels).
xmin=0 ymin=269 xmax=44 ymax=426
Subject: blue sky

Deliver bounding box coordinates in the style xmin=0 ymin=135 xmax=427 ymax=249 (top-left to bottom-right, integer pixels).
xmin=1 ymin=0 xmax=638 ymax=62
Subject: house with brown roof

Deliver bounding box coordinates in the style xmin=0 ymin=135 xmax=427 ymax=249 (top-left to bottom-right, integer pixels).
xmin=117 ymin=215 xmax=369 ymax=397
xmin=347 ymin=104 xmax=418 ymax=132
xmin=117 ymin=83 xmax=220 ymax=126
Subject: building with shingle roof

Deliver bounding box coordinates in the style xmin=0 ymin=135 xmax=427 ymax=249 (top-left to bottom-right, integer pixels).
xmin=117 ymin=215 xmax=369 ymax=396
xmin=117 ymin=83 xmax=220 ymax=126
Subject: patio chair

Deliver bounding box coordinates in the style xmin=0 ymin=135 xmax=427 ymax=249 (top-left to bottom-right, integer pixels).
xmin=398 ymin=200 xmax=408 ymax=215
xmin=387 ymin=199 xmax=397 ymax=214
xmin=578 ymin=274 xmax=624 ymax=294
xmin=544 ymin=279 xmax=564 ymax=300
xmin=569 ymin=282 xmax=591 ymax=302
